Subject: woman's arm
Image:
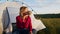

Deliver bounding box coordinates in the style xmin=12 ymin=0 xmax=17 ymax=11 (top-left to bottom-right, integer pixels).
xmin=16 ymin=16 xmax=21 ymax=28
xmin=16 ymin=16 xmax=19 ymax=28
xmin=29 ymin=16 xmax=32 ymax=34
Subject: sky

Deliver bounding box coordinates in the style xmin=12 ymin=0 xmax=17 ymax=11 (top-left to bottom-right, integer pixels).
xmin=0 ymin=0 xmax=60 ymax=14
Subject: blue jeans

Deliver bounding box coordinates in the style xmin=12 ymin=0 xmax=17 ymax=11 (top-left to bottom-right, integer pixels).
xmin=17 ymin=28 xmax=29 ymax=34
xmin=12 ymin=28 xmax=37 ymax=34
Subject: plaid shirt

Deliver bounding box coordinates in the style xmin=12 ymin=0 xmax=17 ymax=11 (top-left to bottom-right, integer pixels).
xmin=16 ymin=15 xmax=32 ymax=31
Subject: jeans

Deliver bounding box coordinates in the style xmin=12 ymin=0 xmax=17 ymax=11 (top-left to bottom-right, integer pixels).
xmin=17 ymin=28 xmax=29 ymax=34
xmin=12 ymin=28 xmax=37 ymax=34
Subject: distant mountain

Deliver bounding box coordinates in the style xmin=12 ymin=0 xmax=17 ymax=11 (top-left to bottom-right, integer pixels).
xmin=34 ymin=14 xmax=60 ymax=18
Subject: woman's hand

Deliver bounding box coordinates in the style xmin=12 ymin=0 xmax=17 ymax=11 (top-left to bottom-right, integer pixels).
xmin=29 ymin=31 xmax=33 ymax=34
xmin=23 ymin=15 xmax=28 ymax=19
xmin=22 ymin=15 xmax=28 ymax=22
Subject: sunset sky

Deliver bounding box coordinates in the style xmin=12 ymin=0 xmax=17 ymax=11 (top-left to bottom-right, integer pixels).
xmin=0 ymin=0 xmax=60 ymax=14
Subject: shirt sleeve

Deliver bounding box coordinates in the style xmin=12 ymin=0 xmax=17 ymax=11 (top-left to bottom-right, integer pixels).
xmin=16 ymin=16 xmax=20 ymax=28
xmin=29 ymin=16 xmax=32 ymax=32
xmin=16 ymin=16 xmax=18 ymax=27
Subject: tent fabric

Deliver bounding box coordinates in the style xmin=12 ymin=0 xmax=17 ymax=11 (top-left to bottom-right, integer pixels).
xmin=7 ymin=7 xmax=46 ymax=31
xmin=0 ymin=2 xmax=22 ymax=34
xmin=30 ymin=14 xmax=46 ymax=31
xmin=2 ymin=7 xmax=12 ymax=34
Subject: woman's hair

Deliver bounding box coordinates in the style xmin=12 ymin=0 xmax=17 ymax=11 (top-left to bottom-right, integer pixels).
xmin=19 ymin=6 xmax=27 ymax=15
xmin=27 ymin=11 xmax=32 ymax=15
xmin=19 ymin=6 xmax=32 ymax=16
xmin=20 ymin=6 xmax=27 ymax=12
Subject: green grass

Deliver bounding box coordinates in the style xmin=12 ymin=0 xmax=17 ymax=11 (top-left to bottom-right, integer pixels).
xmin=37 ymin=18 xmax=60 ymax=34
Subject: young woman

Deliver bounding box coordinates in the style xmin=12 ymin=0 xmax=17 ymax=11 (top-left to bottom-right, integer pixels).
xmin=16 ymin=6 xmax=32 ymax=34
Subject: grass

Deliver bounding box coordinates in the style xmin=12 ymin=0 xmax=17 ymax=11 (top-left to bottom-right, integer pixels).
xmin=37 ymin=18 xmax=60 ymax=34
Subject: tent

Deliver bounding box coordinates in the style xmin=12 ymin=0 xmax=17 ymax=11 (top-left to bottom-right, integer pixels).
xmin=0 ymin=2 xmax=46 ymax=34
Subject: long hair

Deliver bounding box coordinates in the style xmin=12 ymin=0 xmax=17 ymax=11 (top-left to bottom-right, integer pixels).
xmin=27 ymin=11 xmax=32 ymax=15
xmin=19 ymin=6 xmax=27 ymax=16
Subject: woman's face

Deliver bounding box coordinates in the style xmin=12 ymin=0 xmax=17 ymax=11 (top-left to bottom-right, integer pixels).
xmin=23 ymin=8 xmax=28 ymax=13
xmin=20 ymin=8 xmax=28 ymax=16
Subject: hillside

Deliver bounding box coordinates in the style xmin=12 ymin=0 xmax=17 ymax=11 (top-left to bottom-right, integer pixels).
xmin=34 ymin=14 xmax=60 ymax=18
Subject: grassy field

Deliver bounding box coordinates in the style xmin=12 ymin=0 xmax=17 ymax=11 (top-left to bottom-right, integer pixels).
xmin=37 ymin=18 xmax=60 ymax=34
